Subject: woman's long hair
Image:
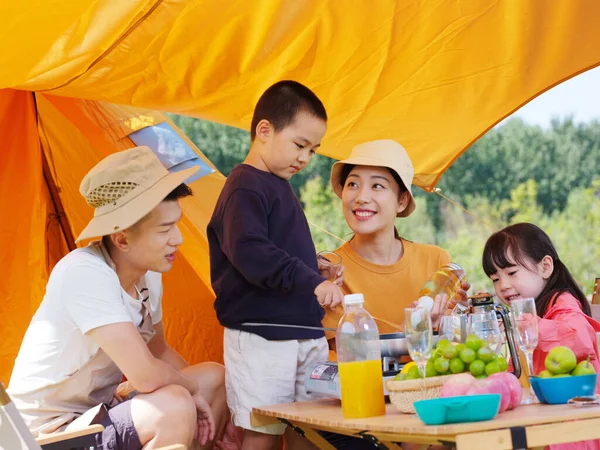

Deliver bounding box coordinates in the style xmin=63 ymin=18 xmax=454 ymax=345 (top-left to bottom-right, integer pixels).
xmin=482 ymin=222 xmax=590 ymax=317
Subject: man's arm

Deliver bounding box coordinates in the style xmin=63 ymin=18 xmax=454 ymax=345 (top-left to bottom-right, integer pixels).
xmin=147 ymin=322 xmax=189 ymax=370
xmin=87 ymin=321 xmax=198 ymax=394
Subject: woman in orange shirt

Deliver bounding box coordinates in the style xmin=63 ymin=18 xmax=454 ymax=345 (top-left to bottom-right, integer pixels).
xmin=322 ymin=140 xmax=469 ymax=338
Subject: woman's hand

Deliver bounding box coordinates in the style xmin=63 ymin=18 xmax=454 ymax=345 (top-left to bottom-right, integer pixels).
xmin=409 ymin=294 xmax=452 ymax=330
xmin=450 ymin=280 xmax=471 ymax=309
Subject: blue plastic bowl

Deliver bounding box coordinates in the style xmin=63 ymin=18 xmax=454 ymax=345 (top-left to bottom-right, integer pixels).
xmin=530 ymin=373 xmax=597 ymax=404
xmin=413 ymin=394 xmax=501 ymax=425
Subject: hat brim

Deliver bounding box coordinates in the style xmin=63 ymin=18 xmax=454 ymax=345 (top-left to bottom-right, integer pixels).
xmin=330 ymin=157 xmax=416 ymax=217
xmin=75 ymin=166 xmax=199 ymax=243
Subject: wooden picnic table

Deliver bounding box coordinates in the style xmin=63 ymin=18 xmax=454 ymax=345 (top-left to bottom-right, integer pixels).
xmin=252 ymin=397 xmax=600 ymax=449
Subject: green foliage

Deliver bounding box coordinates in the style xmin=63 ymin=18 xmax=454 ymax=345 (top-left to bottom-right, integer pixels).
xmin=169 ymin=113 xmax=600 ymax=298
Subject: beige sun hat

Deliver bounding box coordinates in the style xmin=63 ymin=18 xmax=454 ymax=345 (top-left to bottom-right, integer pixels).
xmin=75 ymin=146 xmax=199 ymax=242
xmin=330 ymin=139 xmax=416 ymax=217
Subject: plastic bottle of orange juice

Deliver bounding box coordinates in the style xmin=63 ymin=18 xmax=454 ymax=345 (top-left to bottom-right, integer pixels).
xmin=336 ymin=293 xmax=385 ymax=419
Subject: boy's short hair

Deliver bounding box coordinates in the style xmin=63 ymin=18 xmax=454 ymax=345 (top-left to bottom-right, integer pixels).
xmin=250 ymin=80 xmax=327 ymax=141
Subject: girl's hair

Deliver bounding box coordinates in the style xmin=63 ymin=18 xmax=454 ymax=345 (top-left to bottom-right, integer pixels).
xmin=339 ymin=164 xmax=408 ymax=239
xmin=482 ymin=222 xmax=590 ymax=317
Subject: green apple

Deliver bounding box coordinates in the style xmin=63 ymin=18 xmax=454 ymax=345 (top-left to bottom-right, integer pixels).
xmin=571 ymin=356 xmax=596 ymax=376
xmin=538 ymin=370 xmax=554 ymax=378
xmin=545 ymin=346 xmax=577 ymax=375
xmin=456 ymin=343 xmax=467 ymax=353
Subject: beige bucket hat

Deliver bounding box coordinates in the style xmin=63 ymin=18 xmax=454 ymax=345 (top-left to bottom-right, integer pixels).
xmin=75 ymin=146 xmax=199 ymax=242
xmin=330 ymin=139 xmax=416 ymax=217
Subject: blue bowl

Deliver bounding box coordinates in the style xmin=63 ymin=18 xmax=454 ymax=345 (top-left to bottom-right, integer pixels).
xmin=530 ymin=374 xmax=597 ymax=404
xmin=413 ymin=394 xmax=501 ymax=425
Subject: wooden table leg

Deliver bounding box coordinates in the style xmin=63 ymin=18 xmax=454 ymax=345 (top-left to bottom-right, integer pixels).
xmin=286 ymin=422 xmax=337 ymax=450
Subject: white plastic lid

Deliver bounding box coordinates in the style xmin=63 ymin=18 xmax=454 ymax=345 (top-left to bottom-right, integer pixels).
xmin=344 ymin=293 xmax=364 ymax=306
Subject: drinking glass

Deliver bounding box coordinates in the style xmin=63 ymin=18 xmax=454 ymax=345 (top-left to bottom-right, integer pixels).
xmin=468 ymin=310 xmax=504 ymax=355
xmin=438 ymin=315 xmax=462 ymax=343
xmin=317 ymin=251 xmax=343 ymax=282
xmin=510 ymin=297 xmax=539 ymax=404
xmin=404 ymin=307 xmax=433 ymax=391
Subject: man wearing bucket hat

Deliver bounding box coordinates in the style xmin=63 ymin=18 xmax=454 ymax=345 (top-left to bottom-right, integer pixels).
xmin=8 ymin=146 xmax=234 ymax=450
xmin=323 ymin=139 xmax=470 ymax=336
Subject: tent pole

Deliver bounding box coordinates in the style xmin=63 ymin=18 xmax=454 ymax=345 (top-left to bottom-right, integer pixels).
xmin=32 ymin=92 xmax=77 ymax=251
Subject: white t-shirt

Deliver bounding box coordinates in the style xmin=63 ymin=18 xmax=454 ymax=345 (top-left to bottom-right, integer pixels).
xmin=8 ymin=243 xmax=162 ymax=396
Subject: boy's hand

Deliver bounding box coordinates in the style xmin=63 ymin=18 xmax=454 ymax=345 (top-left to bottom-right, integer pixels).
xmin=318 ymin=261 xmax=345 ymax=286
xmin=314 ymin=281 xmax=344 ymax=309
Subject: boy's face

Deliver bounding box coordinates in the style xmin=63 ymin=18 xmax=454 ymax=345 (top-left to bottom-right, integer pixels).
xmin=258 ymin=112 xmax=326 ymax=180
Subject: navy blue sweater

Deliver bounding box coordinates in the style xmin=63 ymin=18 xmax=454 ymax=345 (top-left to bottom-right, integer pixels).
xmin=208 ymin=164 xmax=326 ymax=340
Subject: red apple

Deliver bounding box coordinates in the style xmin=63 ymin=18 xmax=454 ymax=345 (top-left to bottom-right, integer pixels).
xmin=440 ymin=373 xmax=477 ymax=398
xmin=487 ymin=372 xmax=523 ymax=410
xmin=466 ymin=377 xmax=511 ymax=413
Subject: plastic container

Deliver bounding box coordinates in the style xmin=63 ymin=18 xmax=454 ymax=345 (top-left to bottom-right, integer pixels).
xmin=418 ymin=263 xmax=467 ymax=314
xmin=336 ymin=293 xmax=386 ymax=419
xmin=413 ymin=394 xmax=501 ymax=425
xmin=530 ymin=374 xmax=598 ymax=404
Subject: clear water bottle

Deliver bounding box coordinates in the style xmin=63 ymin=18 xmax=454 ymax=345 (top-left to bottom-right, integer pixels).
xmin=336 ymin=293 xmax=386 ymax=419
xmin=417 ymin=263 xmax=467 ymax=315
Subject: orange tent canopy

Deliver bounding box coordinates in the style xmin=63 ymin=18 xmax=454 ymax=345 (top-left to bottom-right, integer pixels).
xmin=2 ymin=1 xmax=600 ymax=188
xmin=2 ymin=0 xmax=600 ymax=383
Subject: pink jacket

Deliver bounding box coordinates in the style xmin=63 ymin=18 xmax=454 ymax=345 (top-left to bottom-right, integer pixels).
xmin=534 ymin=292 xmax=600 ymax=450
xmin=533 ymin=292 xmax=600 ymax=382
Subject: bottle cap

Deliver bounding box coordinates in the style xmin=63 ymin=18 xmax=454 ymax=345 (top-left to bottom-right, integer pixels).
xmin=344 ymin=293 xmax=364 ymax=306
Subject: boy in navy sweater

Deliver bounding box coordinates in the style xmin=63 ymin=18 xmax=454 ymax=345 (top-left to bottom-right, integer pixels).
xmin=208 ymin=81 xmax=343 ymax=450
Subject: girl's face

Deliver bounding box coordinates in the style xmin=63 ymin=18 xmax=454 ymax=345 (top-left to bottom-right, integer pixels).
xmin=341 ymin=165 xmax=409 ymax=237
xmin=489 ymin=249 xmax=553 ymax=304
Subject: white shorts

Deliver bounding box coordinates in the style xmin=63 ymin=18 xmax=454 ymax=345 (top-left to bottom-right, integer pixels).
xmin=223 ymin=328 xmax=328 ymax=435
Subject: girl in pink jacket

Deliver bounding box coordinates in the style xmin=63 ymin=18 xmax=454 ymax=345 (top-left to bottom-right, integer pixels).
xmin=483 ymin=222 xmax=600 ymax=450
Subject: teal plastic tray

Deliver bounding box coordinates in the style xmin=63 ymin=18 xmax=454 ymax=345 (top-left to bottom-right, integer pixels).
xmin=414 ymin=394 xmax=501 ymax=425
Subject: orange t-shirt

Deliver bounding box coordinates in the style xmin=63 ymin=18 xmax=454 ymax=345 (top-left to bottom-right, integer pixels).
xmin=322 ymin=239 xmax=451 ymax=338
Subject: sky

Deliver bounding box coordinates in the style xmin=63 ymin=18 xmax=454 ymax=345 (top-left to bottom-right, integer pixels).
xmin=506 ymin=65 xmax=600 ymax=127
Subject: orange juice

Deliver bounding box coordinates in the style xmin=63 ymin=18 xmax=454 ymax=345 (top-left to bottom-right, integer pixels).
xmin=338 ymin=359 xmax=386 ymax=418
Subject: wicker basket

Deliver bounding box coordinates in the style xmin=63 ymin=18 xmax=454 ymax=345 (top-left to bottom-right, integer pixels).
xmin=386 ymin=375 xmax=452 ymax=413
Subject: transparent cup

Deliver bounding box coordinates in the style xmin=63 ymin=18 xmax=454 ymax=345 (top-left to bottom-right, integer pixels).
xmin=317 ymin=250 xmax=342 ymax=282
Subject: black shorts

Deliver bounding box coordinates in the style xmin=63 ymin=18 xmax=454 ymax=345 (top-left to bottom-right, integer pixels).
xmin=90 ymin=401 xmax=142 ymax=450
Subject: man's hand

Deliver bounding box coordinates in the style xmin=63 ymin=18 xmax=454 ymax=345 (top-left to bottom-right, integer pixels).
xmin=314 ymin=281 xmax=344 ymax=309
xmin=318 ymin=260 xmax=345 ymax=287
xmin=192 ymin=393 xmax=215 ymax=446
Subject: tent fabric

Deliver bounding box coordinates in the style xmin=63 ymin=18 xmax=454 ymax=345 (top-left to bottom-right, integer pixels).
xmin=2 ymin=1 xmax=600 ymax=384
xmin=2 ymin=1 xmax=600 ymax=188
xmin=0 ymin=93 xmax=225 ymax=384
